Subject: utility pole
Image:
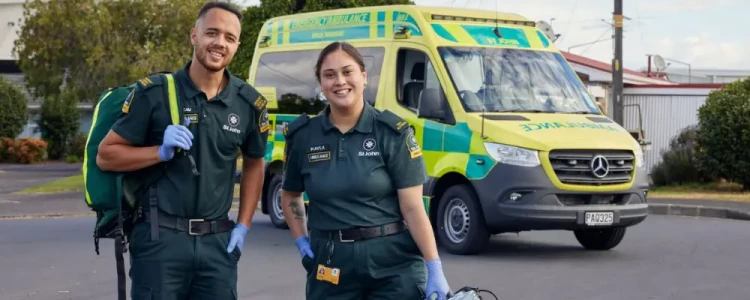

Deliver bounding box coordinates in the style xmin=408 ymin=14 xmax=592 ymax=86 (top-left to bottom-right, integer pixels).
xmin=612 ymin=0 xmax=624 ymax=125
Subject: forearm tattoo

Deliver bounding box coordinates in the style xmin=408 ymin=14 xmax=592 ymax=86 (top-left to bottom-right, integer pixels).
xmin=289 ymin=200 xmax=305 ymax=220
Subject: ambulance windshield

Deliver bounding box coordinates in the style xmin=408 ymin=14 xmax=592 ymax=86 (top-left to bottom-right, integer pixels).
xmin=438 ymin=47 xmax=600 ymax=114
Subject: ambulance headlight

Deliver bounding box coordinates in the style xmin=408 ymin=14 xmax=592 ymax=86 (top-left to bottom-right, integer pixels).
xmin=634 ymin=144 xmax=644 ymax=168
xmin=483 ymin=142 xmax=540 ymax=167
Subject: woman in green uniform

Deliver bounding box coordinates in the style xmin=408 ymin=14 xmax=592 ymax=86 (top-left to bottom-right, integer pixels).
xmin=280 ymin=41 xmax=452 ymax=300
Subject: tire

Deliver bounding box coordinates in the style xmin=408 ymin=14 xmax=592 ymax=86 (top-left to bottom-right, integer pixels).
xmin=435 ymin=184 xmax=490 ymax=255
xmin=574 ymin=227 xmax=626 ymax=250
xmin=265 ymin=175 xmax=288 ymax=229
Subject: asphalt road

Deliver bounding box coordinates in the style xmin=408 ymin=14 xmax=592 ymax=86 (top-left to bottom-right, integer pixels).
xmin=1 ymin=214 xmax=749 ymax=300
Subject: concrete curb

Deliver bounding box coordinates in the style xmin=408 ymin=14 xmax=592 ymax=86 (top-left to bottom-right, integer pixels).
xmin=648 ymin=203 xmax=750 ymax=221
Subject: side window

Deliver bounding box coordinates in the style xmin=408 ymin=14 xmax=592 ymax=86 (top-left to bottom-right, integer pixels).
xmin=254 ymin=50 xmax=325 ymax=115
xmin=359 ymin=47 xmax=385 ymax=105
xmin=254 ymin=47 xmax=385 ymax=115
xmin=395 ymin=48 xmax=443 ymax=112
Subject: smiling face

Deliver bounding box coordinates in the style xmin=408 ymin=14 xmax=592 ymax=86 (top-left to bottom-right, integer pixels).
xmin=318 ymin=48 xmax=367 ymax=110
xmin=190 ymin=7 xmax=241 ymax=73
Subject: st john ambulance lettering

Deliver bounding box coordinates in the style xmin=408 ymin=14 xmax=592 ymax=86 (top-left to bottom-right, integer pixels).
xmin=222 ymin=124 xmax=241 ymax=134
xmin=358 ymin=138 xmax=380 ymax=157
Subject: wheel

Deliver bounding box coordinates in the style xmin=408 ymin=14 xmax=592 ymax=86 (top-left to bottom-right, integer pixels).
xmin=574 ymin=227 xmax=627 ymax=250
xmin=435 ymin=184 xmax=490 ymax=255
xmin=265 ymin=175 xmax=288 ymax=229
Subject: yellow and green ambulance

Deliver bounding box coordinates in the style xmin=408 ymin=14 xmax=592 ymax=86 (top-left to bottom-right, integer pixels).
xmin=246 ymin=4 xmax=649 ymax=255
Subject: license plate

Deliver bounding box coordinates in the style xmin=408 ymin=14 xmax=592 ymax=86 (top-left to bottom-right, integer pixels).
xmin=585 ymin=212 xmax=613 ymax=226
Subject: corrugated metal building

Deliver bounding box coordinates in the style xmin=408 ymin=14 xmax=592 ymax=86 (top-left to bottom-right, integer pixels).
xmin=622 ymin=85 xmax=723 ymax=174
xmin=560 ymin=51 xmax=727 ymax=175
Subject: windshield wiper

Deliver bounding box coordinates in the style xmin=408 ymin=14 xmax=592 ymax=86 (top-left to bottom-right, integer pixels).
xmin=493 ymin=109 xmax=549 ymax=113
xmin=564 ymin=111 xmax=597 ymax=114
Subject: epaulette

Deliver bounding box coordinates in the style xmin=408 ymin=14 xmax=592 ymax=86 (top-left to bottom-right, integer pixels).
xmin=238 ymin=84 xmax=267 ymax=111
xmin=135 ymin=74 xmax=164 ymax=90
xmin=284 ymin=113 xmax=309 ymax=138
xmin=376 ymin=110 xmax=409 ymax=133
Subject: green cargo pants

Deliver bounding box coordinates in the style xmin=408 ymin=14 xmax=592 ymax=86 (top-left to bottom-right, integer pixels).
xmin=127 ymin=221 xmax=241 ymax=300
xmin=302 ymin=229 xmax=427 ymax=299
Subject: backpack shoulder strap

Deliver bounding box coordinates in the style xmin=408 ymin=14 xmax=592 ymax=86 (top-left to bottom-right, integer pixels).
xmin=162 ymin=73 xmax=181 ymax=126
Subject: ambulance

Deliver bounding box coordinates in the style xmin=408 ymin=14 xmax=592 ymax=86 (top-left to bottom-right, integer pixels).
xmin=246 ymin=5 xmax=649 ymax=255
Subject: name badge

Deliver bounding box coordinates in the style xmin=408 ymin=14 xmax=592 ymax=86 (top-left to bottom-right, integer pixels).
xmin=307 ymin=144 xmax=331 ymax=162
xmin=184 ymin=113 xmax=199 ymax=124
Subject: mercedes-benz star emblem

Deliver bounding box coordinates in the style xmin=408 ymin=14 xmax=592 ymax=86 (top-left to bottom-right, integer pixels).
xmin=590 ymin=155 xmax=609 ymax=178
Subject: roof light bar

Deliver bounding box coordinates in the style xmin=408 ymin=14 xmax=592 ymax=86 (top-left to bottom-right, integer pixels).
xmin=431 ymin=14 xmax=536 ymax=27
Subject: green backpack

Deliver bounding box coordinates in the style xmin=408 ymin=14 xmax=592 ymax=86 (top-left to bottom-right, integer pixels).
xmin=81 ymin=72 xmax=182 ymax=300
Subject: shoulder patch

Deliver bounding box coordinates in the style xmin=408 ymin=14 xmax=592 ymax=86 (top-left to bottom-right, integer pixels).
xmin=377 ymin=109 xmax=409 ymax=133
xmin=405 ymin=131 xmax=423 ymax=158
xmin=121 ymin=89 xmax=136 ymax=114
xmin=258 ymin=108 xmax=269 ymax=133
xmin=284 ymin=113 xmax=309 ymax=138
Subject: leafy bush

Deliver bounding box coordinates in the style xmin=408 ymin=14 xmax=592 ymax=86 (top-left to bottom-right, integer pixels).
xmin=38 ymin=91 xmax=81 ymax=160
xmin=0 ymin=76 xmax=29 ymax=138
xmin=65 ymin=133 xmax=88 ymax=163
xmin=4 ymin=138 xmax=48 ymax=164
xmin=650 ymin=125 xmax=714 ymax=186
xmin=695 ymin=78 xmax=750 ymax=190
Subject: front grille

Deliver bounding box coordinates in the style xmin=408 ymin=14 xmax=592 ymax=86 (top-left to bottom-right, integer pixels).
xmin=548 ymin=150 xmax=634 ymax=185
xmin=557 ymin=194 xmax=628 ymax=206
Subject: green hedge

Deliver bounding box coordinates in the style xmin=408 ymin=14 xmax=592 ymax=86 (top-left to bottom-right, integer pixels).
xmin=695 ymin=78 xmax=750 ymax=190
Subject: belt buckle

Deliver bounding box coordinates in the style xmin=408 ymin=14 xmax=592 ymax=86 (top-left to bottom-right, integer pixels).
xmin=339 ymin=231 xmax=355 ymax=243
xmin=188 ymin=219 xmax=205 ymax=235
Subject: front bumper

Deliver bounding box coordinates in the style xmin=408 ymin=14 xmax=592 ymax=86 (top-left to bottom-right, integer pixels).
xmin=472 ymin=162 xmax=649 ymax=233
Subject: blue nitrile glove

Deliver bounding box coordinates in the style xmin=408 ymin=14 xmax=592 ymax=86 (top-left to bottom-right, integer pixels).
xmin=425 ymin=258 xmax=451 ymax=300
xmin=226 ymin=223 xmax=249 ymax=254
xmin=158 ymin=118 xmax=193 ymax=161
xmin=295 ymin=236 xmax=314 ymax=259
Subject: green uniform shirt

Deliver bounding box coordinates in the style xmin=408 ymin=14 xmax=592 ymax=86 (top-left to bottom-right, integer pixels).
xmin=112 ymin=61 xmax=269 ymax=220
xmin=282 ymin=102 xmax=427 ymax=231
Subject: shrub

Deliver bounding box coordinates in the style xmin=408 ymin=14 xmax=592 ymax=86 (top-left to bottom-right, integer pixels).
xmin=38 ymin=90 xmax=81 ymax=160
xmin=5 ymin=138 xmax=48 ymax=164
xmin=67 ymin=133 xmax=87 ymax=162
xmin=650 ymin=125 xmax=714 ymax=186
xmin=0 ymin=76 xmax=29 ymax=138
xmin=695 ymin=78 xmax=750 ymax=190
xmin=0 ymin=137 xmax=14 ymax=162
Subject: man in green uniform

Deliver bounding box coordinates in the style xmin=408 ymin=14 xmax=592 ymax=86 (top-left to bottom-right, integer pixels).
xmin=96 ymin=2 xmax=268 ymax=299
xmin=281 ymin=101 xmax=450 ymax=299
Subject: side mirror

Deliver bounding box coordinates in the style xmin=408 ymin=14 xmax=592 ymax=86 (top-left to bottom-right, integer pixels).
xmin=417 ymin=88 xmax=444 ymax=121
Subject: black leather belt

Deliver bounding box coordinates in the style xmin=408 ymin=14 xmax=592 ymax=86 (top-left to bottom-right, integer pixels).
xmin=143 ymin=211 xmax=235 ymax=236
xmin=317 ymin=221 xmax=408 ymax=242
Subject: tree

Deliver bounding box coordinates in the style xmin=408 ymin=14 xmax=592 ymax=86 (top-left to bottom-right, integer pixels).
xmin=695 ymin=78 xmax=750 ymax=190
xmin=228 ymin=0 xmax=413 ymax=80
xmin=0 ymin=76 xmax=29 ymax=138
xmin=38 ymin=91 xmax=81 ymax=160
xmin=13 ymin=0 xmax=206 ymax=105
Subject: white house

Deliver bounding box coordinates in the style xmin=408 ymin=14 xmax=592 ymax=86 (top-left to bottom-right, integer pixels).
xmin=0 ymin=0 xmax=94 ymax=139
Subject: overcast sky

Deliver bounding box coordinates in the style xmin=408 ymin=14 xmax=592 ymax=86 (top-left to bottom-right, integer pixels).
xmin=238 ymin=0 xmax=749 ymax=72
